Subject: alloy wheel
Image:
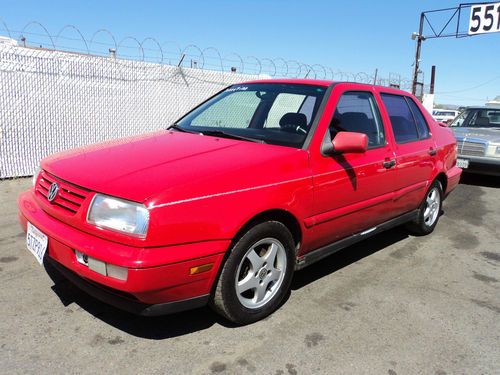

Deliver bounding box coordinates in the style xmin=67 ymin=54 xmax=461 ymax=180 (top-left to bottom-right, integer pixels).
xmin=235 ymin=238 xmax=287 ymax=309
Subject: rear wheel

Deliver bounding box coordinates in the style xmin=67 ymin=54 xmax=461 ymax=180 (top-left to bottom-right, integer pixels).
xmin=211 ymin=221 xmax=295 ymax=325
xmin=406 ymin=180 xmax=443 ymax=236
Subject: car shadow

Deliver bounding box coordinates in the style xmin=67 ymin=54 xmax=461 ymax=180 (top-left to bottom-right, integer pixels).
xmin=459 ymin=172 xmax=500 ymax=188
xmin=291 ymin=226 xmax=409 ymax=290
xmin=44 ymin=261 xmax=236 ymax=340
xmin=44 ymin=226 xmax=412 ymax=339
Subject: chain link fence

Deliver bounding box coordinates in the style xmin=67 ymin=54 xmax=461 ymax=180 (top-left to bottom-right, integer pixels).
xmin=0 ymin=44 xmax=264 ymax=178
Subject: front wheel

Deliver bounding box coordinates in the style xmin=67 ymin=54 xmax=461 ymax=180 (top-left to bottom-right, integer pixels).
xmin=406 ymin=180 xmax=443 ymax=236
xmin=210 ymin=221 xmax=295 ymax=325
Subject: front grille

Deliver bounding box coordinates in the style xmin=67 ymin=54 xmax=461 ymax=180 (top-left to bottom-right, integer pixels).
xmin=457 ymin=140 xmax=486 ymax=157
xmin=36 ymin=172 xmax=89 ymax=214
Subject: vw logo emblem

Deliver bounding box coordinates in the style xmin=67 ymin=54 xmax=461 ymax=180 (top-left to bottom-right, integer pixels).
xmin=47 ymin=182 xmax=59 ymax=202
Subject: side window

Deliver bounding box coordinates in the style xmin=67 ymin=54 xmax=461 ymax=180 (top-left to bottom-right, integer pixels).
xmin=265 ymin=93 xmax=306 ymax=128
xmin=487 ymin=110 xmax=500 ymax=125
xmin=407 ymin=98 xmax=430 ymax=139
xmin=329 ymin=91 xmax=385 ymax=147
xmin=191 ymin=91 xmax=260 ymax=128
xmin=380 ymin=94 xmax=419 ymax=143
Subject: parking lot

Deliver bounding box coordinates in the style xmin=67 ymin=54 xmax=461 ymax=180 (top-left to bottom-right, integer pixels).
xmin=1 ymin=175 xmax=499 ymax=374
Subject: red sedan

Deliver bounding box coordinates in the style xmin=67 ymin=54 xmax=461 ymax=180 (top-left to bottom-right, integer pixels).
xmin=18 ymin=79 xmax=461 ymax=324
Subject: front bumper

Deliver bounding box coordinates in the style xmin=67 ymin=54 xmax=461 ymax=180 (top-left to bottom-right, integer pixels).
xmin=457 ymin=155 xmax=500 ymax=176
xmin=18 ymin=190 xmax=229 ymax=314
xmin=46 ymin=258 xmax=209 ymax=316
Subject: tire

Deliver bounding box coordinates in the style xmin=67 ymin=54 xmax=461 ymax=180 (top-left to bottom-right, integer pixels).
xmin=210 ymin=221 xmax=295 ymax=325
xmin=406 ymin=180 xmax=443 ymax=236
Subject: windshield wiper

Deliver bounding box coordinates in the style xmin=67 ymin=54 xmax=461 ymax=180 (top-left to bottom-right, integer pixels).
xmin=199 ymin=130 xmax=265 ymax=143
xmin=168 ymin=124 xmax=198 ymax=133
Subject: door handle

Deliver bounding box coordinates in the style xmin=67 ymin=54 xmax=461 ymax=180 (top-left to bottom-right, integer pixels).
xmin=428 ymin=148 xmax=437 ymax=156
xmin=383 ymin=159 xmax=396 ymax=169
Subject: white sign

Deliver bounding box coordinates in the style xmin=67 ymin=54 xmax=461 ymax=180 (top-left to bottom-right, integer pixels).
xmin=468 ymin=2 xmax=500 ymax=35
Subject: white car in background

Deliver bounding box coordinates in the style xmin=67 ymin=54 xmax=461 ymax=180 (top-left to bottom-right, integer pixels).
xmin=433 ymin=109 xmax=460 ymax=124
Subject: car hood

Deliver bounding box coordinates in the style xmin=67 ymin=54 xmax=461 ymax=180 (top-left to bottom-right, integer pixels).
xmin=451 ymin=127 xmax=500 ymax=143
xmin=42 ymin=131 xmax=309 ymax=202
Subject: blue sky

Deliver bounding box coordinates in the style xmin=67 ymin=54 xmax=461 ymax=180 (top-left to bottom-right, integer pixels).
xmin=1 ymin=0 xmax=499 ymax=105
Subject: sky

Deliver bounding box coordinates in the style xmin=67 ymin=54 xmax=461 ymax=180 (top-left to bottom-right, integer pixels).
xmin=1 ymin=0 xmax=499 ymax=106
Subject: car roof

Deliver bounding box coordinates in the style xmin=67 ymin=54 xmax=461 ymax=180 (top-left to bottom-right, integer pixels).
xmin=237 ymin=78 xmax=412 ymax=96
xmin=465 ymin=106 xmax=500 ymax=110
xmin=241 ymin=78 xmax=333 ymax=87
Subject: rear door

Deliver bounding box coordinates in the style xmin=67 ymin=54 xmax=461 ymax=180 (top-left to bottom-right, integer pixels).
xmin=306 ymin=84 xmax=397 ymax=251
xmin=379 ymin=93 xmax=437 ymax=214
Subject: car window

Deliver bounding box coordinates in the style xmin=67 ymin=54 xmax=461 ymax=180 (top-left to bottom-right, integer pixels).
xmin=329 ymin=91 xmax=385 ymax=148
xmin=473 ymin=109 xmax=500 ymax=127
xmin=487 ymin=110 xmax=500 ymax=125
xmin=298 ymin=95 xmax=317 ymax=123
xmin=380 ymin=94 xmax=419 ymax=143
xmin=436 ymin=111 xmax=455 ymax=116
xmin=191 ymin=91 xmax=260 ymax=128
xmin=265 ymin=93 xmax=307 ymax=128
xmin=450 ymin=111 xmax=468 ymax=127
xmin=407 ymin=98 xmax=430 ymax=139
xmin=450 ymin=108 xmax=500 ymax=128
xmin=176 ymin=83 xmax=327 ymax=148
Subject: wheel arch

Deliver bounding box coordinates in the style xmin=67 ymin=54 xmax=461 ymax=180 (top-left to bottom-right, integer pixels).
xmin=434 ymin=172 xmax=448 ymax=196
xmin=232 ymin=209 xmax=302 ymax=253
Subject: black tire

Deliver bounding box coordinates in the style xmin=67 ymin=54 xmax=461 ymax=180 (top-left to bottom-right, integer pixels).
xmin=210 ymin=221 xmax=295 ymax=325
xmin=406 ymin=180 xmax=443 ymax=236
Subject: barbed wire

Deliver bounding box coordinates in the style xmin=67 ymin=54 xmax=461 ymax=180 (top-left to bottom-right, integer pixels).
xmin=0 ymin=18 xmax=419 ymax=90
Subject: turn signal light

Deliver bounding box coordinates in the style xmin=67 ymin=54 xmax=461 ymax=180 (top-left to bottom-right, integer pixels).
xmin=189 ymin=263 xmax=214 ymax=275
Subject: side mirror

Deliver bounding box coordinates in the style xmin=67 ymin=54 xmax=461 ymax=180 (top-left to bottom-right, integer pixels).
xmin=326 ymin=132 xmax=368 ymax=154
xmin=438 ymin=121 xmax=449 ymax=127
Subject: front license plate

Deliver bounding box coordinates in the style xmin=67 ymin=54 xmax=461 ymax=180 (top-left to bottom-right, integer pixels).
xmin=26 ymin=222 xmax=48 ymax=265
xmin=456 ymin=158 xmax=469 ymax=169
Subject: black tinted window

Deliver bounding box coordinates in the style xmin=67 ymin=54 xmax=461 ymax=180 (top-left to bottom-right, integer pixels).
xmin=407 ymin=98 xmax=430 ymax=138
xmin=330 ymin=92 xmax=385 ymax=147
xmin=381 ymin=94 xmax=419 ymax=143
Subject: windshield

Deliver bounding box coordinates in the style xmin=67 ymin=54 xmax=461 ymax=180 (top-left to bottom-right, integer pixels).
xmin=175 ymin=83 xmax=327 ymax=148
xmin=450 ymin=108 xmax=500 ymax=128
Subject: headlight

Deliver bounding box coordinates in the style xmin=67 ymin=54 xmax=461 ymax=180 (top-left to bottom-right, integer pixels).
xmin=87 ymin=194 xmax=149 ymax=238
xmin=486 ymin=143 xmax=500 ymax=157
xmin=32 ymin=165 xmax=41 ymax=186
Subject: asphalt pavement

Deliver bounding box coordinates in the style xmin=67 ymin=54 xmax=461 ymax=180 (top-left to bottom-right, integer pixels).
xmin=1 ymin=174 xmax=499 ymax=374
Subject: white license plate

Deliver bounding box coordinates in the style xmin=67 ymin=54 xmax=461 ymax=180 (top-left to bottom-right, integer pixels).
xmin=456 ymin=158 xmax=469 ymax=169
xmin=26 ymin=222 xmax=48 ymax=265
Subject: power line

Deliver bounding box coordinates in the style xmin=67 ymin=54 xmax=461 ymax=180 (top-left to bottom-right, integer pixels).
xmin=436 ymin=76 xmax=500 ymax=94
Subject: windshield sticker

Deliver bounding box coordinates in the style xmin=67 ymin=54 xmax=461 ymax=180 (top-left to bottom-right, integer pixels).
xmin=226 ymin=86 xmax=249 ymax=92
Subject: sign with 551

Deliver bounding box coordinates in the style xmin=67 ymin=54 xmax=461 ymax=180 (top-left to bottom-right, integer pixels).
xmin=469 ymin=2 xmax=500 ymax=35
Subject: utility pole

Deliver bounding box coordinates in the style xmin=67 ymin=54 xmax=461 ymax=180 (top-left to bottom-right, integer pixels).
xmin=429 ymin=65 xmax=436 ymax=95
xmin=411 ymin=12 xmax=425 ymax=96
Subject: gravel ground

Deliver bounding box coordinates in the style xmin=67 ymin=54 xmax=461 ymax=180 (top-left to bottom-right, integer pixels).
xmin=1 ymin=174 xmax=499 ymax=375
